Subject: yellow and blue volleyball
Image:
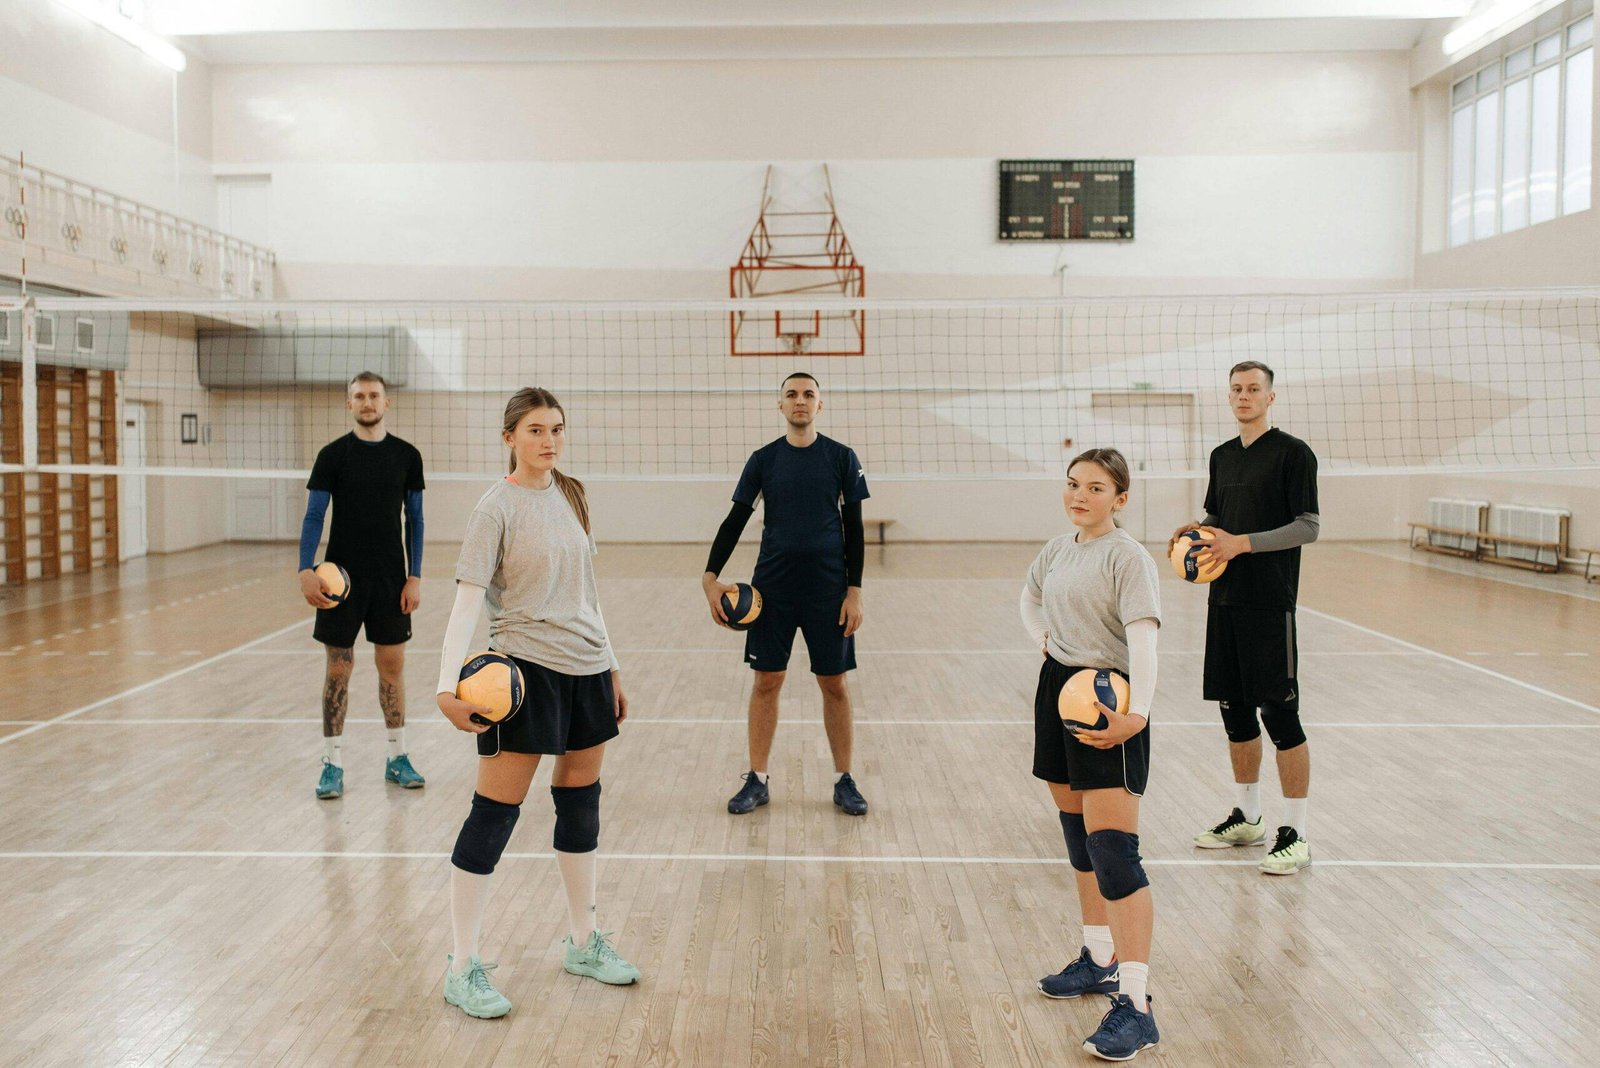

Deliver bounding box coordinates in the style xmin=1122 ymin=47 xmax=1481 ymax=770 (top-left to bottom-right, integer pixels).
xmin=1058 ymin=669 xmax=1130 ymax=731
xmin=1170 ymin=529 xmax=1226 ymax=584
xmin=314 ymin=561 xmax=351 ymax=604
xmin=719 ymin=583 xmax=763 ymax=631
xmin=457 ymin=651 xmax=525 ymax=724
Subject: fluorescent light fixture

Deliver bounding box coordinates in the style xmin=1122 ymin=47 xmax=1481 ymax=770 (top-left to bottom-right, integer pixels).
xmin=1442 ymin=0 xmax=1543 ymax=57
xmin=54 ymin=0 xmax=187 ymax=71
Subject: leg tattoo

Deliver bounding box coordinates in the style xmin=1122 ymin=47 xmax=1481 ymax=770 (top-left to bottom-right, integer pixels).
xmin=323 ymin=646 xmax=353 ymax=738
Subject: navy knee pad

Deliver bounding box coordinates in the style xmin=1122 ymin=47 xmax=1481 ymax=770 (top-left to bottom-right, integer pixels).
xmin=1219 ymin=701 xmax=1262 ymax=743
xmin=1086 ymin=829 xmax=1149 ymax=902
xmin=1059 ymin=811 xmax=1093 ymax=873
xmin=1259 ymin=701 xmax=1306 ymax=751
xmin=551 ymin=781 xmax=601 ymax=854
xmin=450 ymin=792 xmax=521 ymax=875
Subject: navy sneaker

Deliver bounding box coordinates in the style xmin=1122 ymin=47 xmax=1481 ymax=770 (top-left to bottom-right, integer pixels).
xmin=1037 ymin=947 xmax=1119 ymax=999
xmin=727 ymin=772 xmax=770 ymax=814
xmin=1083 ymin=994 xmax=1159 ymax=1062
xmin=833 ymin=773 xmax=868 ymax=816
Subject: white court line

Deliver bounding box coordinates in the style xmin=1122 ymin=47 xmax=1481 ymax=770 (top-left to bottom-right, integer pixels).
xmin=0 ymin=849 xmax=1596 ymax=873
xmin=5 ymin=718 xmax=1596 ymax=730
xmin=0 ymin=618 xmax=311 ymax=748
xmin=237 ymin=647 xmax=1428 ymax=659
xmin=1298 ymin=606 xmax=1600 ymax=717
xmin=1341 ymin=544 xmax=1600 ymax=603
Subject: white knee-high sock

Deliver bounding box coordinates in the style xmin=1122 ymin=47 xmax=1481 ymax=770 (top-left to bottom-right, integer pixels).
xmin=451 ymin=867 xmax=491 ymax=968
xmin=556 ymin=849 xmax=598 ymax=945
xmin=1283 ymin=797 xmax=1308 ymax=839
xmin=1084 ymin=925 xmax=1116 ymax=967
xmin=1119 ymin=961 xmax=1150 ymax=1011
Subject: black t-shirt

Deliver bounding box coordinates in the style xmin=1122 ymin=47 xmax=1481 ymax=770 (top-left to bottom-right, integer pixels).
xmin=307 ymin=432 xmax=425 ymax=578
xmin=1203 ymin=428 xmax=1318 ymax=610
xmin=734 ymin=434 xmax=869 ymax=597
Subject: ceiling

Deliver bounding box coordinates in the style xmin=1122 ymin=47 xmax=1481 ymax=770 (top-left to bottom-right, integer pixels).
xmin=142 ymin=1 xmax=1476 ymax=64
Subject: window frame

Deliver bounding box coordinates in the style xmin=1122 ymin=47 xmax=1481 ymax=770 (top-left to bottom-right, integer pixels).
xmin=1448 ymin=10 xmax=1594 ymax=246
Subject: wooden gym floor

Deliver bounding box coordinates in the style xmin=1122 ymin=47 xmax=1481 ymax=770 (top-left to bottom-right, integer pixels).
xmin=0 ymin=540 xmax=1596 ymax=1066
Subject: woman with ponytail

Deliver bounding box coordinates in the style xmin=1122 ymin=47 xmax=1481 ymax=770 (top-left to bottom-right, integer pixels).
xmin=435 ymin=388 xmax=638 ymax=1020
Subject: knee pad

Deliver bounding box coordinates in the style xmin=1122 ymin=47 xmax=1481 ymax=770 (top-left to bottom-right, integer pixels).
xmin=1058 ymin=811 xmax=1093 ymax=873
xmin=551 ymin=781 xmax=601 ymax=854
xmin=1086 ymin=829 xmax=1149 ymax=902
xmin=1259 ymin=701 xmax=1306 ymax=751
xmin=450 ymin=792 xmax=521 ymax=875
xmin=1218 ymin=701 xmax=1261 ymax=743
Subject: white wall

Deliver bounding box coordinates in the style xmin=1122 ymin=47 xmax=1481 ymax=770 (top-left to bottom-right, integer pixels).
xmin=0 ymin=0 xmax=215 ymax=224
xmin=210 ymin=52 xmax=1416 ymax=299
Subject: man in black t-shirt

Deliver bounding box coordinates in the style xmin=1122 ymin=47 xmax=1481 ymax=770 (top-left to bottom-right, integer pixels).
xmin=1170 ymin=361 xmax=1320 ymax=875
xmin=702 ymin=372 xmax=872 ymax=817
xmin=297 ymin=372 xmax=427 ymax=800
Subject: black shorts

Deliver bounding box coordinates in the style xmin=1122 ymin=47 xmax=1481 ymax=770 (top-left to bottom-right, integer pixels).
xmin=743 ymin=592 xmax=856 ymax=675
xmin=478 ymin=654 xmax=619 ymax=758
xmin=1203 ymin=604 xmax=1300 ymax=710
xmin=313 ymin=568 xmax=412 ymax=647
xmin=1032 ymin=658 xmax=1150 ymax=795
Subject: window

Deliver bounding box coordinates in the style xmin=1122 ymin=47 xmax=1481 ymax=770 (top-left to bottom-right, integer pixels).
xmin=1449 ymin=13 xmax=1594 ymax=246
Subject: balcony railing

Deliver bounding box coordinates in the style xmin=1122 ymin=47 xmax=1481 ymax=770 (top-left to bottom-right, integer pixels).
xmin=2 ymin=155 xmax=274 ymax=299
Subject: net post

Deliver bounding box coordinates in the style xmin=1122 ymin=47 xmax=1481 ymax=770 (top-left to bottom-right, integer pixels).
xmin=21 ymin=297 xmax=36 ymax=470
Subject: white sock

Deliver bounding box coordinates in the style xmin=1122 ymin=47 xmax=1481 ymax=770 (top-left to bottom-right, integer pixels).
xmin=836 ymin=771 xmax=850 ymax=783
xmin=1237 ymin=781 xmax=1261 ymax=823
xmin=751 ymin=770 xmax=769 ymax=784
xmin=556 ymin=849 xmax=598 ymax=946
xmin=1119 ymin=961 xmax=1150 ymax=1011
xmin=1283 ymin=797 xmax=1308 ymax=839
xmin=1084 ymin=924 xmax=1115 ymax=968
xmin=323 ymin=737 xmax=342 ymax=768
xmin=451 ymin=867 xmax=491 ymax=969
xmin=387 ymin=727 xmax=406 ymax=759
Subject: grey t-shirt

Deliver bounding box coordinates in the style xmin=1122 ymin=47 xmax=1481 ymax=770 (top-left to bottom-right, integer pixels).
xmin=1026 ymin=527 xmax=1162 ymax=674
xmin=455 ymin=478 xmax=617 ymax=676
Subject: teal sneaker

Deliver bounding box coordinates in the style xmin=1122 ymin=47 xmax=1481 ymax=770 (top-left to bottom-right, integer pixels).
xmin=385 ymin=753 xmax=425 ymax=789
xmin=315 ymin=761 xmax=343 ymax=800
xmin=443 ymin=955 xmax=512 ymax=1019
xmin=562 ymin=930 xmax=640 ymax=985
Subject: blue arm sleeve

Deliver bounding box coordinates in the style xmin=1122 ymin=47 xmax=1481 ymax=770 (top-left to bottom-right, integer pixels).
xmin=404 ymin=489 xmax=425 ymax=578
xmin=299 ymin=490 xmax=331 ymax=571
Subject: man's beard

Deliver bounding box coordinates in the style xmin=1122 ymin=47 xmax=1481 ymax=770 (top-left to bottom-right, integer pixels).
xmin=354 ymin=412 xmax=382 ymax=427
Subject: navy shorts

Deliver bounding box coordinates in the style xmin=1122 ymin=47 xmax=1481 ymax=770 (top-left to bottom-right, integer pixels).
xmin=313 ymin=568 xmax=412 ymax=647
xmin=1203 ymin=605 xmax=1300 ymax=711
xmin=743 ymin=591 xmax=856 ymax=675
xmin=478 ymin=654 xmax=619 ymax=758
xmin=1032 ymin=657 xmax=1149 ymax=795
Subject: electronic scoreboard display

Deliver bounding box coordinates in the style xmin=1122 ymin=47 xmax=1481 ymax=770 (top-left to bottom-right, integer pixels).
xmin=998 ymin=160 xmax=1134 ymax=241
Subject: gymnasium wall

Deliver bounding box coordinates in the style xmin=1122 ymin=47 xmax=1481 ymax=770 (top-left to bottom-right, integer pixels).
xmin=209 ymin=52 xmax=1417 ymax=300
xmin=0 ymin=0 xmax=216 ymax=224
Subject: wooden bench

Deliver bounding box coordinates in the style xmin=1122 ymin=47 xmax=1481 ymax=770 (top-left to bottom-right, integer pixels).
xmin=1408 ymin=522 xmax=1565 ymax=574
xmin=1584 ymin=547 xmax=1600 ymax=583
xmin=865 ymin=518 xmax=896 ymax=545
xmin=1408 ymin=522 xmax=1480 ymax=560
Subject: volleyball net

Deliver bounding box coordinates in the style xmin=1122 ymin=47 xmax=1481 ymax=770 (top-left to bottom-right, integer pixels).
xmin=2 ymin=291 xmax=1597 ymax=485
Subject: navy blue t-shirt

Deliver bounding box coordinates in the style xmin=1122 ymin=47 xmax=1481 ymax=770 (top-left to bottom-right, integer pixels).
xmin=734 ymin=434 xmax=869 ymax=598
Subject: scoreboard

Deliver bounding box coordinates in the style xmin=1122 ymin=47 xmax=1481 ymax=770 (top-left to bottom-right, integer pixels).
xmin=998 ymin=160 xmax=1134 ymax=241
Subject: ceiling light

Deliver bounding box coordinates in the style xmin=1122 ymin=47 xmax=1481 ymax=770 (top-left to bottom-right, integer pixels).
xmin=54 ymin=0 xmax=187 ymax=72
xmin=1442 ymin=0 xmax=1545 ymax=57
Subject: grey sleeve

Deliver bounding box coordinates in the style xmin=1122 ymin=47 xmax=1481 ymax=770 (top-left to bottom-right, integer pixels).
xmin=1248 ymin=513 xmax=1321 ymax=553
xmin=454 ymin=506 xmax=504 ymax=588
xmin=1116 ymin=548 xmax=1163 ymax=628
xmin=1202 ymin=514 xmax=1222 ymax=528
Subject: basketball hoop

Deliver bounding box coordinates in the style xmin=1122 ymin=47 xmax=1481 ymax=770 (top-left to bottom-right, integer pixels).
xmin=779 ymin=332 xmax=814 ymax=355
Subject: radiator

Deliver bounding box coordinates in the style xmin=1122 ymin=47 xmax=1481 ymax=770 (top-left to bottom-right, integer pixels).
xmin=1427 ymin=498 xmax=1488 ymax=553
xmin=1488 ymin=504 xmax=1570 ymax=568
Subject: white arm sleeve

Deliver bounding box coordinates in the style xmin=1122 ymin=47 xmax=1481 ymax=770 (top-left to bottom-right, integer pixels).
xmin=436 ymin=582 xmax=488 ymax=697
xmin=595 ymin=600 xmax=620 ymax=672
xmin=1126 ymin=617 xmax=1158 ymax=723
xmin=1019 ymin=584 xmax=1048 ymax=649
